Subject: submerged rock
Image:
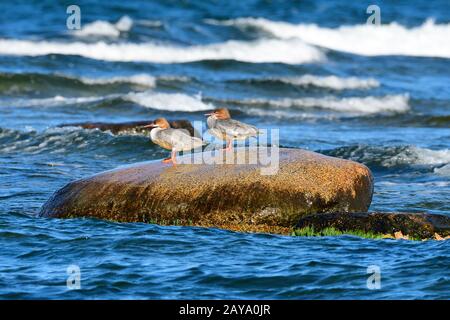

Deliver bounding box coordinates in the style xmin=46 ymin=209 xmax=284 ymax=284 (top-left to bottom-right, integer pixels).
xmin=39 ymin=148 xmax=373 ymax=233
xmin=58 ymin=120 xmax=197 ymax=136
xmin=295 ymin=211 xmax=450 ymax=240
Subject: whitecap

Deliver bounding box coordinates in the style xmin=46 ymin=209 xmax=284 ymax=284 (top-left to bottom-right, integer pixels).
xmin=2 ymin=90 xmax=212 ymax=112
xmin=80 ymin=74 xmax=156 ymax=87
xmin=0 ymin=38 xmax=324 ymax=64
xmin=276 ymin=75 xmax=379 ymax=90
xmin=236 ymin=94 xmax=409 ymax=114
xmin=7 ymin=95 xmax=112 ymax=108
xmin=434 ymin=164 xmax=450 ymax=176
xmin=214 ymin=17 xmax=450 ymax=58
xmin=73 ymin=16 xmax=133 ymax=38
xmin=383 ymin=146 xmax=450 ymax=167
xmin=125 ymin=91 xmax=213 ymax=112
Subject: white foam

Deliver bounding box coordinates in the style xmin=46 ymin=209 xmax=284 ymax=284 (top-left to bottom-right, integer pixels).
xmin=239 ymin=94 xmax=409 ymax=114
xmin=9 ymin=95 xmax=111 ymax=108
xmin=385 ymin=146 xmax=450 ymax=167
xmin=4 ymin=90 xmax=211 ymax=112
xmin=125 ymin=91 xmax=213 ymax=112
xmin=276 ymin=75 xmax=379 ymax=90
xmin=434 ymin=164 xmax=450 ymax=176
xmin=216 ymin=17 xmax=450 ymax=58
xmin=115 ymin=16 xmax=133 ymax=32
xmin=80 ymin=74 xmax=156 ymax=87
xmin=0 ymin=38 xmax=324 ymax=64
xmin=0 ymin=127 xmax=94 ymax=154
xmin=53 ymin=72 xmax=188 ymax=86
xmin=239 ymin=107 xmax=326 ymax=120
xmin=410 ymin=147 xmax=450 ymax=165
xmin=73 ymin=16 xmax=133 ymax=38
xmin=157 ymin=75 xmax=191 ymax=82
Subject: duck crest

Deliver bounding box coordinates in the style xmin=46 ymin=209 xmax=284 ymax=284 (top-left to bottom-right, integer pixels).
xmin=215 ymin=108 xmax=231 ymax=120
xmin=154 ymin=118 xmax=171 ymax=129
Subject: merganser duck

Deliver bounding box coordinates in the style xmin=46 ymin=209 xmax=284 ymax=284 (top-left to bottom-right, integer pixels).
xmin=204 ymin=108 xmax=259 ymax=150
xmin=143 ymin=118 xmax=204 ymax=164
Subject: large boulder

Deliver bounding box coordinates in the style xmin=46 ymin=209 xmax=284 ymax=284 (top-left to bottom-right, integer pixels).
xmin=39 ymin=148 xmax=373 ymax=234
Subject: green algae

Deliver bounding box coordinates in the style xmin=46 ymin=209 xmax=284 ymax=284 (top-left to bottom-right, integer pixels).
xmin=293 ymin=226 xmax=386 ymax=239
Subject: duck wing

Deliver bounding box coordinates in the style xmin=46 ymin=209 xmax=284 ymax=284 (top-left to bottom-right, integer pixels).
xmin=215 ymin=119 xmax=258 ymax=138
xmin=151 ymin=129 xmax=174 ymax=150
xmin=164 ymin=128 xmax=205 ymax=151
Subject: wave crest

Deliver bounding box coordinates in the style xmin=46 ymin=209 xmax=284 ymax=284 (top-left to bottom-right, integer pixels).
xmin=213 ymin=17 xmax=450 ymax=58
xmin=73 ymin=16 xmax=133 ymax=38
xmin=325 ymin=145 xmax=450 ymax=168
xmin=233 ymin=94 xmax=409 ymax=114
xmin=2 ymin=90 xmax=212 ymax=112
xmin=125 ymin=92 xmax=213 ymax=112
xmin=0 ymin=38 xmax=324 ymax=64
xmin=257 ymin=75 xmax=379 ymax=90
xmin=80 ymin=74 xmax=156 ymax=87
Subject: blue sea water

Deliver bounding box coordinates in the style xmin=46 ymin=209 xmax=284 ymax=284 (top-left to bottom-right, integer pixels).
xmin=0 ymin=0 xmax=449 ymax=299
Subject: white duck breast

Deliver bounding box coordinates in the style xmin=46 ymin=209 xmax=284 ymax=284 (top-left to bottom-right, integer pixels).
xmin=151 ymin=128 xmax=204 ymax=151
xmin=208 ymin=118 xmax=258 ymax=140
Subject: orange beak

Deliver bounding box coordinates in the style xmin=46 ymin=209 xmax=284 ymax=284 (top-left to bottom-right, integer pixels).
xmin=142 ymin=123 xmax=156 ymax=128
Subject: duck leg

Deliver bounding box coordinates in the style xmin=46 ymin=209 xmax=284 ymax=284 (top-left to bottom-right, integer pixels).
xmin=224 ymin=139 xmax=233 ymax=151
xmin=162 ymin=150 xmax=177 ymax=165
xmin=171 ymin=150 xmax=177 ymax=164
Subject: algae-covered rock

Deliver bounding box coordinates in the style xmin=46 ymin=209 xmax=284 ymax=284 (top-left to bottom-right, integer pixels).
xmin=59 ymin=119 xmax=197 ymax=136
xmin=295 ymin=211 xmax=450 ymax=240
xmin=39 ymin=148 xmax=373 ymax=233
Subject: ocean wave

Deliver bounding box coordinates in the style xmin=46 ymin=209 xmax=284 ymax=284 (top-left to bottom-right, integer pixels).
xmin=0 ymin=127 xmax=99 ymax=154
xmin=125 ymin=91 xmax=213 ymax=112
xmin=0 ymin=72 xmax=193 ymax=94
xmin=434 ymin=164 xmax=450 ymax=176
xmin=212 ymin=17 xmax=450 ymax=58
xmin=242 ymin=75 xmax=379 ymax=90
xmin=0 ymin=38 xmax=324 ymax=64
xmin=73 ymin=16 xmax=133 ymax=38
xmin=79 ymin=74 xmax=156 ymax=87
xmin=277 ymin=75 xmax=379 ymax=90
xmin=2 ymin=90 xmax=211 ymax=112
xmin=0 ymin=126 xmax=153 ymax=156
xmin=67 ymin=74 xmax=189 ymax=87
xmin=236 ymin=108 xmax=326 ymax=120
xmin=6 ymin=95 xmax=114 ymax=108
xmin=387 ymin=146 xmax=450 ymax=166
xmin=325 ymin=145 xmax=450 ymax=169
xmin=230 ymin=94 xmax=409 ymax=114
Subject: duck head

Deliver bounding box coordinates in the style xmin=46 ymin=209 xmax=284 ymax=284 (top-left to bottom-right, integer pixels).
xmin=143 ymin=118 xmax=171 ymax=129
xmin=204 ymin=108 xmax=231 ymax=120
